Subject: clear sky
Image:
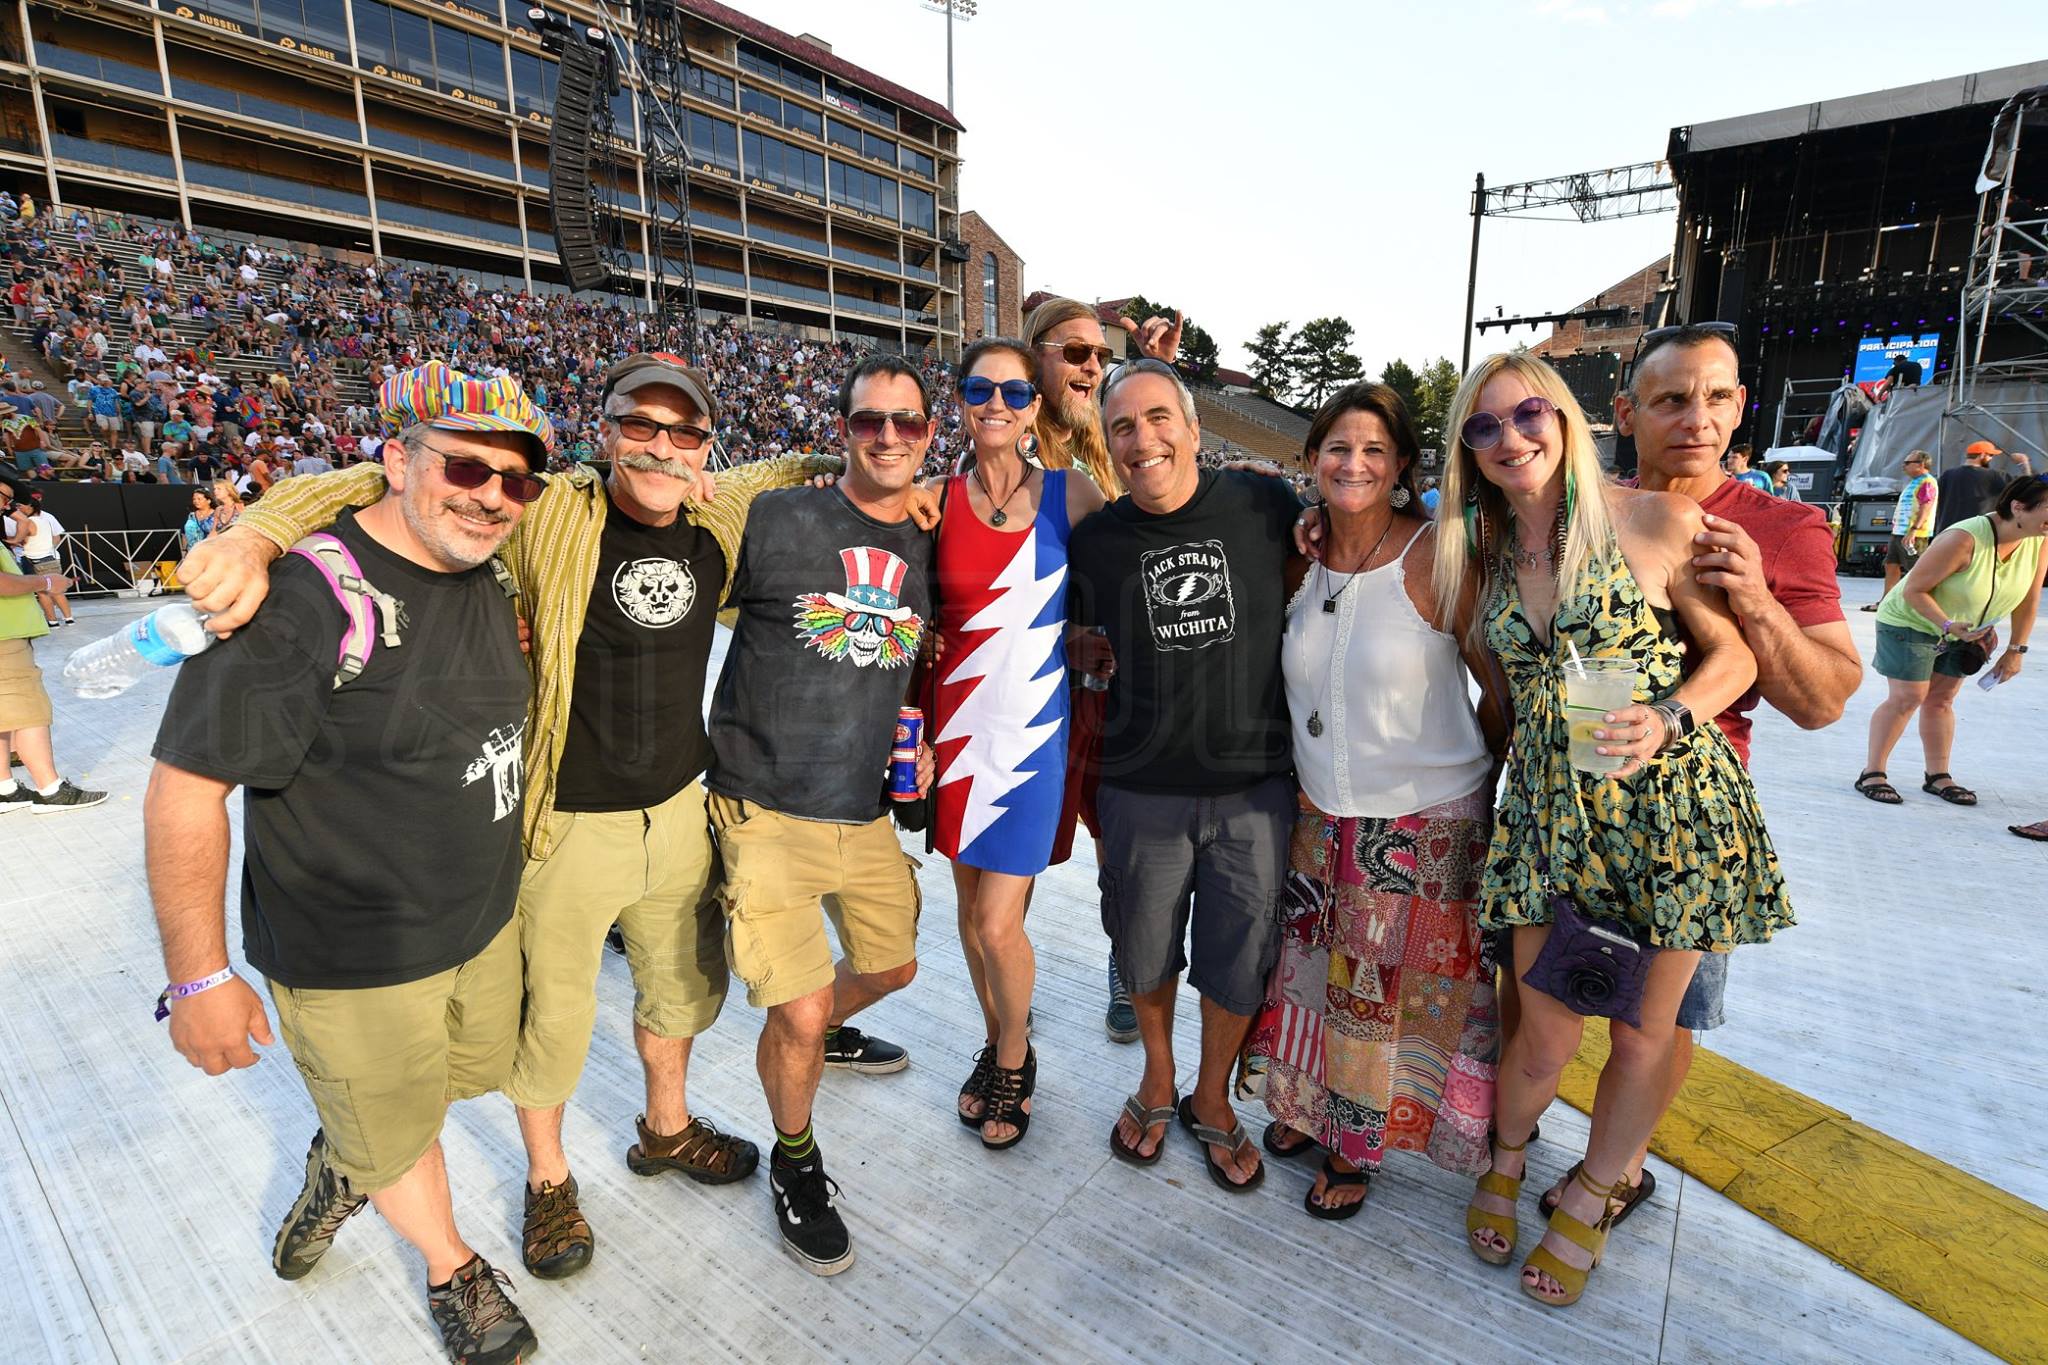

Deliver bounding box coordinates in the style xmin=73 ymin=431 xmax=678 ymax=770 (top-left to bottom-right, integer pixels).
xmin=731 ymin=0 xmax=2044 ymax=375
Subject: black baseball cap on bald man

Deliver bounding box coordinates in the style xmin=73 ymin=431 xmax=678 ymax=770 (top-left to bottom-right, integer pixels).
xmin=603 ymin=352 xmax=719 ymax=424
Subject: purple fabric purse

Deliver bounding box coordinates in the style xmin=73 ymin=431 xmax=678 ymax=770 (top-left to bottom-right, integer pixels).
xmin=1520 ymin=890 xmax=1657 ymax=1028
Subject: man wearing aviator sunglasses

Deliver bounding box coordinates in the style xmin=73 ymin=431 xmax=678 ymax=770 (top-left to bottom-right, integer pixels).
xmin=175 ymin=352 xmax=858 ymax=1284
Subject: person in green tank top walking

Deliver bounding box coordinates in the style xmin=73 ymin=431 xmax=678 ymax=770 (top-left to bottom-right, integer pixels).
xmin=1858 ymin=475 xmax=2048 ymax=806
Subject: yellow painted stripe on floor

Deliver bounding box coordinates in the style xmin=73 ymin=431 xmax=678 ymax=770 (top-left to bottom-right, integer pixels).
xmin=1560 ymin=1032 xmax=2048 ymax=1365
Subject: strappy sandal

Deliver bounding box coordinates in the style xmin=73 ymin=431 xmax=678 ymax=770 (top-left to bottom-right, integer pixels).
xmin=1465 ymin=1133 xmax=1527 ymax=1266
xmin=1176 ymin=1096 xmax=1264 ymax=1193
xmin=1922 ymin=772 xmax=1978 ymax=806
xmin=1304 ymin=1156 xmax=1369 ymax=1221
xmin=1854 ymin=770 xmax=1903 ymax=804
xmin=957 ymin=1045 xmax=996 ymax=1129
xmin=1109 ymin=1093 xmax=1176 ymax=1166
xmin=980 ymin=1046 xmax=1035 ymax=1152
xmin=1262 ymin=1121 xmax=1317 ymax=1160
xmin=1541 ymin=1161 xmax=1656 ymax=1225
xmin=1521 ymin=1165 xmax=1628 ymax=1308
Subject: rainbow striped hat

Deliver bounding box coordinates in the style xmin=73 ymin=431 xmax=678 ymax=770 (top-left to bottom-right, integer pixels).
xmin=377 ymin=361 xmax=553 ymax=468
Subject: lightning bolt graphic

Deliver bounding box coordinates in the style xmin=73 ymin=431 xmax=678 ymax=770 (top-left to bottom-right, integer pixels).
xmin=936 ymin=529 xmax=1067 ymax=854
xmin=1173 ymin=574 xmax=1205 ymax=605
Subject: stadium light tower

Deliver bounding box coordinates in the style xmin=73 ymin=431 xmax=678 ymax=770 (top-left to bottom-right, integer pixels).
xmin=918 ymin=0 xmax=976 ymax=114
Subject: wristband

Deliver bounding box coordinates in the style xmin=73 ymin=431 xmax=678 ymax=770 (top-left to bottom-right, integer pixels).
xmin=154 ymin=966 xmax=235 ymax=1021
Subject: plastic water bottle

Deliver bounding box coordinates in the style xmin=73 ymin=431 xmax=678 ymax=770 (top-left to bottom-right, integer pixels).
xmin=63 ymin=604 xmax=215 ymax=699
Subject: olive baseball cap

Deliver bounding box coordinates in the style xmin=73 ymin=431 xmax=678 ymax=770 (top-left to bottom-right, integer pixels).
xmin=602 ymin=352 xmax=718 ymax=424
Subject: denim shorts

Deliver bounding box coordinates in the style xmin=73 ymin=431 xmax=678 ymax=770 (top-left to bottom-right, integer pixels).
xmin=1096 ymin=774 xmax=1292 ymax=1017
xmin=1873 ymin=622 xmax=1975 ymax=683
xmin=1676 ymin=950 xmax=1727 ymax=1031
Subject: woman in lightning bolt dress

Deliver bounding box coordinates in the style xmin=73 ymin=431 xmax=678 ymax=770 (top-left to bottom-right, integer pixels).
xmin=935 ymin=338 xmax=1106 ymax=1150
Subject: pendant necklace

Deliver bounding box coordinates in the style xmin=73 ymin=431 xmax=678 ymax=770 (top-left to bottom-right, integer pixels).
xmin=973 ymin=464 xmax=1031 ymax=527
xmin=1306 ymin=517 xmax=1394 ymax=739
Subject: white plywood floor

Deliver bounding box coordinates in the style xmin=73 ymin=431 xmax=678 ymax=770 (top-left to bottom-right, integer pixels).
xmin=0 ymin=581 xmax=2028 ymax=1365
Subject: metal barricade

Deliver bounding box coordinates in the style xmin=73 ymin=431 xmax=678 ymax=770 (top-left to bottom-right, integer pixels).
xmin=57 ymin=528 xmax=188 ymax=598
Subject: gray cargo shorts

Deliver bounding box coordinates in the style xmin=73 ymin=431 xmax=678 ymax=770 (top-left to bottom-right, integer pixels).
xmin=1096 ymin=773 xmax=1292 ymax=1018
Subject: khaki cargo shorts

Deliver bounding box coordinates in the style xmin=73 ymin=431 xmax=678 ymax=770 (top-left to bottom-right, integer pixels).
xmin=267 ymin=917 xmax=519 ymax=1193
xmin=0 ymin=637 xmax=52 ymax=731
xmin=706 ymin=794 xmax=921 ymax=1009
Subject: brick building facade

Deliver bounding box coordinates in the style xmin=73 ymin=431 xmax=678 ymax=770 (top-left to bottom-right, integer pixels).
xmin=1530 ymin=256 xmax=1670 ymax=361
xmin=960 ymin=210 xmax=1025 ymax=341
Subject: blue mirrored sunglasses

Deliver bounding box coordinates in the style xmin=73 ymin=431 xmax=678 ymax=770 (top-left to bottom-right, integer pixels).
xmin=959 ymin=376 xmax=1037 ymax=410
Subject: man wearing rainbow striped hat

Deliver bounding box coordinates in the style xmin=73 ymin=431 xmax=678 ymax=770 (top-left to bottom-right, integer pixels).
xmin=147 ymin=362 xmax=550 ymax=1364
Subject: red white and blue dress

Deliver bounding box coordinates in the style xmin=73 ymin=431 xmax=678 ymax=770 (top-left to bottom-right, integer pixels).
xmin=933 ymin=470 xmax=1072 ymax=876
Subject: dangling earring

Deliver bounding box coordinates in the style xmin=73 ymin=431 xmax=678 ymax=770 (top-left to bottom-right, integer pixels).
xmin=1389 ymin=485 xmax=1411 ymax=510
xmin=1019 ymin=430 xmax=1039 ymax=461
xmin=1463 ymin=487 xmax=1481 ymax=552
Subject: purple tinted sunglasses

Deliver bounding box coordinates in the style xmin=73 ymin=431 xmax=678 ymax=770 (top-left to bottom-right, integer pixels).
xmin=1461 ymin=395 xmax=1557 ymax=451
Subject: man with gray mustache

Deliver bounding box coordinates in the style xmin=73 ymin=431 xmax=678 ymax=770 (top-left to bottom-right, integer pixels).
xmin=175 ymin=352 xmax=843 ymax=1282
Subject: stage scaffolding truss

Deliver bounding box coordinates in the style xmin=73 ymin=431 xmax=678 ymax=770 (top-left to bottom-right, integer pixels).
xmin=1949 ymin=84 xmax=2048 ymax=452
xmin=635 ymin=0 xmax=702 ymax=362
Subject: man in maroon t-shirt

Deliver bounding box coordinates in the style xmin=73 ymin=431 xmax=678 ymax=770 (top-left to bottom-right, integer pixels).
xmin=1530 ymin=323 xmax=1863 ymax=1220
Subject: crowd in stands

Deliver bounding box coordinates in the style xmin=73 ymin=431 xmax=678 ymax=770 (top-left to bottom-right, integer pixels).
xmin=0 ymin=202 xmax=964 ymax=490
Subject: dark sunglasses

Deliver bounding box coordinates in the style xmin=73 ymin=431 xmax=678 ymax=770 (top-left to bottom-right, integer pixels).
xmin=1460 ymin=395 xmax=1557 ymax=451
xmin=614 ymin=412 xmax=712 ymax=449
xmin=424 ymin=444 xmax=546 ymax=504
xmin=1039 ymin=339 xmax=1114 ymax=368
xmin=846 ymin=409 xmax=931 ymax=443
xmin=959 ymin=376 xmax=1037 ymax=410
xmin=1631 ymin=320 xmax=1739 ymax=367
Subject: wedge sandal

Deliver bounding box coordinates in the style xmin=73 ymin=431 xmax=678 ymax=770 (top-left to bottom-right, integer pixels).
xmin=1521 ymin=1166 xmax=1628 ymax=1308
xmin=1465 ymin=1133 xmax=1527 ymax=1266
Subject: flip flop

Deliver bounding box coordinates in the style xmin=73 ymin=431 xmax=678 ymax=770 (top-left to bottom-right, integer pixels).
xmin=1262 ymin=1121 xmax=1317 ymax=1160
xmin=1109 ymin=1093 xmax=1176 ymax=1166
xmin=1303 ymin=1155 xmax=1369 ymax=1221
xmin=1540 ymin=1161 xmax=1656 ymax=1227
xmin=1177 ymin=1096 xmax=1264 ymax=1193
xmin=2010 ymin=822 xmax=2048 ymax=843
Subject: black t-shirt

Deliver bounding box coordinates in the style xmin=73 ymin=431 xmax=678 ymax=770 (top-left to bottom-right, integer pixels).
xmin=1068 ymin=469 xmax=1300 ymax=793
xmin=152 ymin=510 xmax=528 ymax=990
xmin=707 ymin=486 xmax=931 ymax=823
xmin=552 ymin=494 xmax=727 ymax=811
xmin=1933 ymin=463 xmax=2008 ymax=536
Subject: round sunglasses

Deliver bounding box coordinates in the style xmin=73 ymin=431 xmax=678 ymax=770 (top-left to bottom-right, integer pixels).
xmin=1461 ymin=395 xmax=1557 ymax=451
xmin=959 ymin=376 xmax=1037 ymax=410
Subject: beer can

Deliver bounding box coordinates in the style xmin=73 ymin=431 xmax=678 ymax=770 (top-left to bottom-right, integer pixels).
xmin=888 ymin=748 xmax=920 ymax=801
xmin=894 ymin=706 xmax=924 ymax=752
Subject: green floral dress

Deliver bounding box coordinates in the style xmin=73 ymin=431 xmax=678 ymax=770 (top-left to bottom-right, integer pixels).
xmin=1479 ymin=539 xmax=1793 ymax=951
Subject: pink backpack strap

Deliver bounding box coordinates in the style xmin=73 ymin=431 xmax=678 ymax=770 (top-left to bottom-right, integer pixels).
xmin=286 ymin=532 xmax=406 ymax=688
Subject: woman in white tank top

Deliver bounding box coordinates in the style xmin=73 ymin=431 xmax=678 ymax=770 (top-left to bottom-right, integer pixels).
xmin=1246 ymin=382 xmax=1510 ymax=1220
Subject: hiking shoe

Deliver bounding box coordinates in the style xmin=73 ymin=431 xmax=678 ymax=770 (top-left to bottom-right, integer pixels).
xmin=0 ymin=784 xmax=34 ymax=815
xmin=428 ymin=1256 xmax=538 ymax=1365
xmin=770 ymin=1154 xmax=854 ymax=1276
xmin=272 ymin=1130 xmax=367 ymax=1281
xmin=30 ymin=779 xmax=107 ymax=814
xmin=626 ymin=1113 xmax=759 ymax=1184
xmin=822 ymin=1026 xmax=908 ymax=1074
xmin=1105 ymin=953 xmax=1139 ymax=1044
xmin=521 ymin=1174 xmax=593 ymax=1280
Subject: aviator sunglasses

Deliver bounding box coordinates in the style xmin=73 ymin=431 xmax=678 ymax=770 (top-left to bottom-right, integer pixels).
xmin=959 ymin=376 xmax=1037 ymax=410
xmin=846 ymin=409 xmax=932 ymax=443
xmin=422 ymin=443 xmax=546 ymax=504
xmin=1039 ymin=339 xmax=1115 ymax=368
xmin=1460 ymin=396 xmax=1557 ymax=451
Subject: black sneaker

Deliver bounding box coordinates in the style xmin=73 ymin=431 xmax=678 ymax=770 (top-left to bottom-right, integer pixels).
xmin=272 ymin=1130 xmax=368 ymax=1281
xmin=0 ymin=784 xmax=34 ymax=815
xmin=1105 ymin=952 xmax=1139 ymax=1044
xmin=427 ymin=1256 xmax=538 ymax=1365
xmin=770 ymin=1154 xmax=854 ymax=1276
xmin=30 ymin=779 xmax=107 ymax=814
xmin=822 ymin=1026 xmax=908 ymax=1074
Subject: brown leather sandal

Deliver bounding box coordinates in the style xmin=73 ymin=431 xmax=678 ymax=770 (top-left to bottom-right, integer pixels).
xmin=625 ymin=1113 xmax=761 ymax=1185
xmin=523 ymin=1175 xmax=593 ymax=1280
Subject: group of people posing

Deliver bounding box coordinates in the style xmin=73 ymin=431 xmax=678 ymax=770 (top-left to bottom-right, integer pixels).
xmin=146 ymin=310 xmax=2046 ymax=1363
